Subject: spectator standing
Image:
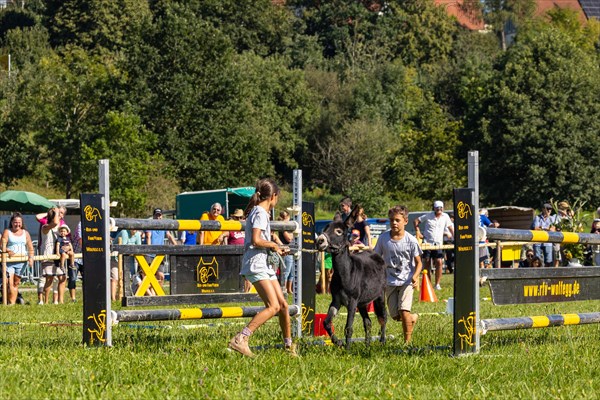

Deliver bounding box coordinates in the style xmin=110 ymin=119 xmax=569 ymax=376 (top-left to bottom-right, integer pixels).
xmin=226 ymin=209 xmax=249 ymax=291
xmin=353 ymin=206 xmax=372 ymax=247
xmin=36 ymin=206 xmax=66 ymax=304
xmin=277 ymin=210 xmax=295 ymax=296
xmin=590 ymin=219 xmax=600 ymax=266
xmin=68 ymin=221 xmax=83 ymax=302
xmin=350 ymin=229 xmax=364 ymax=247
xmin=374 ymin=205 xmax=422 ymax=343
xmin=532 ymin=203 xmax=557 ymax=267
xmin=479 ymin=208 xmax=492 ymax=268
xmin=145 ymin=208 xmax=177 ymax=287
xmin=225 ymin=209 xmax=245 ymax=245
xmin=40 ymin=207 xmax=66 ymax=304
xmin=339 ymin=197 xmax=352 ymax=221
xmin=180 ymin=230 xmax=198 ymax=245
xmin=199 ymin=203 xmax=227 ymax=245
xmin=228 ymin=178 xmax=296 ymax=357
xmin=414 ymin=201 xmax=454 ymax=290
xmin=1 ymin=213 xmax=34 ymax=305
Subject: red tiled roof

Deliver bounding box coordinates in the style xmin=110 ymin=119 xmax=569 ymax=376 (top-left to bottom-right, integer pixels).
xmin=435 ymin=0 xmax=486 ymax=30
xmin=534 ymin=0 xmax=587 ymax=22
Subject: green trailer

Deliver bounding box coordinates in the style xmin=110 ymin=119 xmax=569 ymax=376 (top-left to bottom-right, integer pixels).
xmin=176 ymin=187 xmax=254 ymax=220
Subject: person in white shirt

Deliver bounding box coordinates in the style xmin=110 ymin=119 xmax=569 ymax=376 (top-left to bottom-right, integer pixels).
xmin=414 ymin=201 xmax=454 ymax=290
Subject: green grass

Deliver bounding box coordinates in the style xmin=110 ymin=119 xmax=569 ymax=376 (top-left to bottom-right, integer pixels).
xmin=2 ymin=275 xmax=600 ymax=399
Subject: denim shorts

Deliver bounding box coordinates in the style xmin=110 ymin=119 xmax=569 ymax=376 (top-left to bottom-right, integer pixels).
xmin=244 ymin=269 xmax=277 ymax=284
xmin=6 ymin=262 xmax=25 ymax=277
xmin=283 ymin=255 xmax=294 ymax=282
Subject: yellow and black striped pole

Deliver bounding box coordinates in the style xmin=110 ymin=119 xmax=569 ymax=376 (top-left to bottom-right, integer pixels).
xmin=481 ymin=312 xmax=600 ymax=333
xmin=112 ymin=305 xmax=300 ymax=324
xmin=113 ymin=218 xmax=298 ymax=233
xmin=486 ymin=228 xmax=600 ymax=245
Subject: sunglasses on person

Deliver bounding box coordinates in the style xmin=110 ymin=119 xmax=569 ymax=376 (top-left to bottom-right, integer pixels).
xmin=526 ymin=254 xmax=534 ymax=258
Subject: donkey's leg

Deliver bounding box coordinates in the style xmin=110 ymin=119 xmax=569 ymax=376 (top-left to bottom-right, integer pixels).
xmin=373 ymin=295 xmax=387 ymax=344
xmin=357 ymin=305 xmax=372 ymax=347
xmin=344 ymin=298 xmax=358 ymax=350
xmin=324 ymin=297 xmax=343 ymax=347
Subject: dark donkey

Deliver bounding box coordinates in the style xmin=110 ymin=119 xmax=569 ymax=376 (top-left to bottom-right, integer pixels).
xmin=316 ymin=207 xmax=387 ymax=349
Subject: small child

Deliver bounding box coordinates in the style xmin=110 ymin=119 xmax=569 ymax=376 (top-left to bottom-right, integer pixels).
xmin=131 ymin=267 xmax=156 ymax=296
xmin=56 ymin=225 xmax=75 ymax=270
xmin=374 ymin=205 xmax=423 ymax=343
xmin=350 ymin=229 xmax=364 ymax=246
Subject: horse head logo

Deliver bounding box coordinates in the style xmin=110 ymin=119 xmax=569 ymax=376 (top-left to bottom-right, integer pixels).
xmin=196 ymin=257 xmax=219 ymax=284
xmin=302 ymin=212 xmax=314 ymax=227
xmin=457 ymin=202 xmax=473 ymax=220
xmin=84 ymin=205 xmax=102 ymax=222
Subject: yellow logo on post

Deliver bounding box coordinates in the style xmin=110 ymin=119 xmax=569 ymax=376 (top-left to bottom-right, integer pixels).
xmin=457 ymin=202 xmax=473 ymax=219
xmin=302 ymin=212 xmax=314 ymax=227
xmin=196 ymin=257 xmax=219 ymax=292
xmin=84 ymin=205 xmax=102 ymax=222
xmin=87 ymin=310 xmax=107 ymax=345
xmin=301 ymin=304 xmax=315 ymax=332
xmin=458 ymin=311 xmax=476 ymax=350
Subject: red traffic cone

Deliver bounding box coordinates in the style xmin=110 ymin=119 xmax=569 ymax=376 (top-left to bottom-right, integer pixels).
xmin=420 ymin=270 xmax=438 ymax=302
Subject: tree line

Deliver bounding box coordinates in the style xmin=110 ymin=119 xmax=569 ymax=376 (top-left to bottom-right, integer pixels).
xmin=0 ymin=0 xmax=599 ymax=216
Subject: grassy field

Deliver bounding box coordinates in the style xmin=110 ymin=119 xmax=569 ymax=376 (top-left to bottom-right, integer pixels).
xmin=1 ymin=274 xmax=600 ymax=399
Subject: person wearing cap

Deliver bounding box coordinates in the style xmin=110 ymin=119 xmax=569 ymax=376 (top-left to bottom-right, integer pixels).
xmin=414 ymin=201 xmax=454 ymax=290
xmin=145 ymin=208 xmax=178 ymax=287
xmin=532 ymin=203 xmax=558 ymax=267
xmin=199 ymin=203 xmax=227 ymax=245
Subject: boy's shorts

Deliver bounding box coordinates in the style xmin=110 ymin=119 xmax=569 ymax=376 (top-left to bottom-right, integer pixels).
xmin=243 ymin=269 xmax=277 ymax=284
xmin=386 ymin=285 xmax=414 ymax=319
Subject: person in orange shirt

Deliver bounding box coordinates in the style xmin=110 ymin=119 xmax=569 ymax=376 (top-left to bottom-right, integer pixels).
xmin=199 ymin=203 xmax=226 ymax=245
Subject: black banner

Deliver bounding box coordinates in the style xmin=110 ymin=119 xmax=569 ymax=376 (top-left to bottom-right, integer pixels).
xmin=453 ymin=188 xmax=478 ymax=355
xmin=481 ymin=267 xmax=600 ymax=305
xmin=301 ymin=201 xmax=316 ymax=336
xmin=81 ymin=194 xmax=109 ymax=346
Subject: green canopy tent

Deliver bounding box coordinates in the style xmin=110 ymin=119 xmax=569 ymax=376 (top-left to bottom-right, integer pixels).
xmin=0 ymin=190 xmax=55 ymax=213
xmin=176 ymin=187 xmax=254 ymax=220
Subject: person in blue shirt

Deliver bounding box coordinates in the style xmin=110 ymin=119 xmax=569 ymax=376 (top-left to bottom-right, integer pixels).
xmin=145 ymin=208 xmax=178 ymax=287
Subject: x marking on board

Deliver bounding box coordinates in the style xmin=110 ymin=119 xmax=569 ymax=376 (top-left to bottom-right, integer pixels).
xmin=134 ymin=255 xmax=166 ymax=296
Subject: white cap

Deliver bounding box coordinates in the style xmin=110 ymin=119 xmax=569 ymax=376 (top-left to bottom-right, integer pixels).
xmin=433 ymin=201 xmax=444 ymax=209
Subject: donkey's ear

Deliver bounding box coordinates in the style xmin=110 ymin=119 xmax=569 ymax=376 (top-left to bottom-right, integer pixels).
xmin=333 ymin=211 xmax=343 ymax=222
xmin=344 ymin=205 xmax=360 ymax=228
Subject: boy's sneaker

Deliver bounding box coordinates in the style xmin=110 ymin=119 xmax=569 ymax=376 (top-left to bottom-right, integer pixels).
xmin=228 ymin=333 xmax=255 ymax=358
xmin=38 ymin=301 xmax=44 ymax=305
xmin=285 ymin=343 xmax=298 ymax=357
xmin=434 ymin=284 xmax=442 ymax=290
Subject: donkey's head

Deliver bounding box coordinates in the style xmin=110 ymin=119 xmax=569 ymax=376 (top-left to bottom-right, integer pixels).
xmin=316 ymin=205 xmax=360 ymax=253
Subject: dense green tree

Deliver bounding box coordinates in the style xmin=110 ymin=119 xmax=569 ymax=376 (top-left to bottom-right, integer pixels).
xmin=466 ymin=25 xmax=600 ymax=207
xmin=0 ymin=7 xmax=38 ymax=40
xmin=124 ymin=2 xmax=315 ymax=191
xmin=181 ymin=0 xmax=295 ymax=57
xmin=44 ymin=0 xmax=151 ymax=53
xmin=0 ymin=46 xmax=156 ymax=215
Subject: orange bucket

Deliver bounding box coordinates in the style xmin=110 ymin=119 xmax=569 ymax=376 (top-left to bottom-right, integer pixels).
xmin=313 ymin=313 xmax=333 ymax=337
